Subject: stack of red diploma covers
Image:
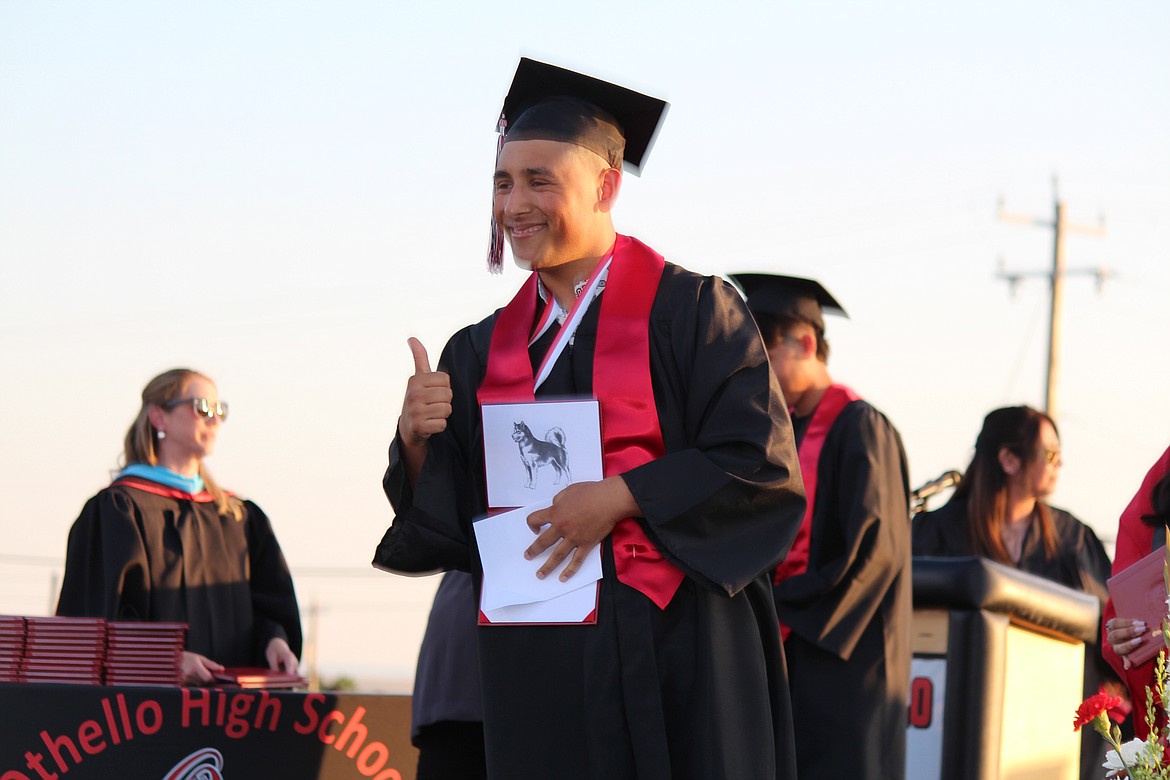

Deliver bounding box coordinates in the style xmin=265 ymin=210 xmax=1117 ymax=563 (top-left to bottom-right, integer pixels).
xmin=0 ymin=615 xmax=26 ymax=682
xmin=0 ymin=616 xmax=188 ymax=686
xmin=213 ymin=667 xmax=308 ymax=690
xmin=104 ymin=621 xmax=186 ymax=686
xmin=22 ymin=616 xmax=107 ymax=685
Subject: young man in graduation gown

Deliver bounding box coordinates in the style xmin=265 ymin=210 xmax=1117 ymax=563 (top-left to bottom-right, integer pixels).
xmin=374 ymin=59 xmax=806 ymax=780
xmin=733 ymin=274 xmax=912 ymax=780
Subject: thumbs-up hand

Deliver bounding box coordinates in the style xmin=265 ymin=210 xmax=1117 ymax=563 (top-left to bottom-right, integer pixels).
xmin=399 ymin=337 xmax=453 ymax=448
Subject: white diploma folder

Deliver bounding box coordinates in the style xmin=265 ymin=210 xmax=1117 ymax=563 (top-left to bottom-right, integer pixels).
xmin=481 ymin=399 xmax=604 ymax=509
xmin=477 ymin=399 xmax=606 ymax=624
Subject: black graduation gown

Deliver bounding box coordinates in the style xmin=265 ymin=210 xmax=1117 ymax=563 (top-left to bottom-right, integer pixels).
xmin=411 ymin=570 xmax=483 ymax=737
xmin=57 ymin=482 xmax=302 ymax=667
xmin=375 ymin=261 xmax=806 ymax=780
xmin=912 ymin=497 xmax=1116 ymax=780
xmin=912 ymin=497 xmax=1111 ymax=598
xmin=772 ymin=400 xmax=912 ymax=780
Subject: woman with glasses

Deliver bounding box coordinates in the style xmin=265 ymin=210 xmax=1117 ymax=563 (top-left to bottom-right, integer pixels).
xmin=912 ymin=405 xmax=1108 ymax=577
xmin=912 ymin=405 xmax=1115 ymax=780
xmin=56 ymin=368 xmax=302 ymax=686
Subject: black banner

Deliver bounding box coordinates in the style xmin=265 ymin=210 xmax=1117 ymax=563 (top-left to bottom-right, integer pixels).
xmin=0 ymin=684 xmax=417 ymax=780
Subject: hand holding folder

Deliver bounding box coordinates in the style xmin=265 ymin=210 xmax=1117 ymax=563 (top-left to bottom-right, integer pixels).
xmin=1107 ymin=544 xmax=1170 ymax=667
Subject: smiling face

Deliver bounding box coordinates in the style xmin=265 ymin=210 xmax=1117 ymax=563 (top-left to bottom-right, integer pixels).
xmin=492 ymin=139 xmax=617 ymax=271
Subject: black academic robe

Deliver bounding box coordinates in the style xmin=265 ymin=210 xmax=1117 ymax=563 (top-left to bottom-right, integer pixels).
xmin=913 ymin=496 xmax=1115 ymax=780
xmin=57 ymin=483 xmax=302 ymax=667
xmin=772 ymin=400 xmax=912 ymax=780
xmin=912 ymin=498 xmax=1111 ymax=598
xmin=411 ymin=570 xmax=483 ymax=737
xmin=376 ymin=260 xmax=806 ymax=780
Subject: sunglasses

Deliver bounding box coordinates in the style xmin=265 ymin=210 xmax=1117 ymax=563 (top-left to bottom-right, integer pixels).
xmin=165 ymin=397 xmax=229 ymax=422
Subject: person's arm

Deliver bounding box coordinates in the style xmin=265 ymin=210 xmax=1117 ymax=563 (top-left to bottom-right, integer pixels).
xmin=244 ymin=500 xmax=303 ymax=665
xmin=615 ymin=272 xmax=806 ymax=596
xmin=375 ymin=326 xmax=489 ymax=576
xmin=772 ymin=404 xmax=911 ymax=660
xmin=397 ymin=337 xmax=453 ymax=489
xmin=56 ymin=489 xmax=151 ymax=621
xmin=524 ymin=475 xmax=640 ymax=581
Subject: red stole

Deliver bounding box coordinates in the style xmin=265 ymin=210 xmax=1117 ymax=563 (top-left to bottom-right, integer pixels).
xmin=477 ymin=234 xmax=685 ymax=609
xmin=773 ymin=384 xmax=861 ymax=588
xmin=114 ymin=476 xmax=214 ymax=503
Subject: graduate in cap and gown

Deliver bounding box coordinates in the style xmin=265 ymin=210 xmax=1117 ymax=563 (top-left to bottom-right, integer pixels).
xmin=732 ymin=273 xmax=912 ymax=780
xmin=375 ymin=59 xmax=806 ymax=780
xmin=57 ymin=368 xmax=302 ymax=686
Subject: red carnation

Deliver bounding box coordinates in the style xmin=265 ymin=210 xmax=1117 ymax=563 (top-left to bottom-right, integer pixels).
xmin=1074 ymin=693 xmax=1123 ymax=732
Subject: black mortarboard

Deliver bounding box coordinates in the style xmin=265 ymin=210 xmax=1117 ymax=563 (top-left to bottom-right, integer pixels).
xmin=498 ymin=58 xmax=669 ymax=175
xmin=728 ymin=273 xmax=848 ymax=333
xmin=487 ymin=58 xmax=669 ymax=272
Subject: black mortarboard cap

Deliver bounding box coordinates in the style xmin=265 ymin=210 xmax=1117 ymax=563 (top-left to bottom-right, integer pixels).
xmin=498 ymin=58 xmax=669 ymax=176
xmin=728 ymin=273 xmax=848 ymax=333
xmin=488 ymin=58 xmax=669 ymax=273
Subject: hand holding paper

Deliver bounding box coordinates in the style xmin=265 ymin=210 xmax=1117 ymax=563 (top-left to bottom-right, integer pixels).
xmin=524 ymin=476 xmax=640 ymax=582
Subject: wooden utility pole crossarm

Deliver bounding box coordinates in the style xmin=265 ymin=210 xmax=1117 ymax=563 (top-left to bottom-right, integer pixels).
xmin=997 ymin=185 xmax=1107 ymax=420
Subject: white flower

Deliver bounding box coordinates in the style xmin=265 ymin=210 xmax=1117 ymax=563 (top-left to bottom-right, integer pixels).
xmin=1103 ymin=739 xmax=1149 ymax=777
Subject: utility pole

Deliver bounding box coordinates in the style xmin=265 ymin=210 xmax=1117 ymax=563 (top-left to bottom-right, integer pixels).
xmin=306 ymin=596 xmax=320 ymax=690
xmin=997 ymin=180 xmax=1108 ymax=420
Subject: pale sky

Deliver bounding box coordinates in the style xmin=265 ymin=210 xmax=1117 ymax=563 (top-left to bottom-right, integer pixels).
xmin=2 ymin=0 xmax=1168 ymax=689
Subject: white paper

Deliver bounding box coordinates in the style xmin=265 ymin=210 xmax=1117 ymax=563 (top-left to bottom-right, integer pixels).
xmin=480 ymin=585 xmax=598 ymax=624
xmin=482 ymin=400 xmax=604 ymax=509
xmin=473 ymin=502 xmax=603 ymax=616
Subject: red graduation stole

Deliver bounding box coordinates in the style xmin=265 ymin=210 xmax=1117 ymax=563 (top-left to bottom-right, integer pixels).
xmin=477 ymin=234 xmax=685 ymax=609
xmin=113 ymin=476 xmax=214 ymax=503
xmin=773 ymin=383 xmax=861 ymax=588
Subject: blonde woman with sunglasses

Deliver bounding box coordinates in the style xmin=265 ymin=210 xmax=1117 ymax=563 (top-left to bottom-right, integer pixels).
xmin=57 ymin=368 xmax=302 ymax=686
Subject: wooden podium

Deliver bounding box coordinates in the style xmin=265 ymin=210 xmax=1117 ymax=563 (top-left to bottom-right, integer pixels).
xmin=907 ymin=557 xmax=1100 ymax=780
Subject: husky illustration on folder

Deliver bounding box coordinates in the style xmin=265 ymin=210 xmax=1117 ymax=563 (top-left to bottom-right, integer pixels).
xmin=512 ymin=421 xmax=571 ymax=489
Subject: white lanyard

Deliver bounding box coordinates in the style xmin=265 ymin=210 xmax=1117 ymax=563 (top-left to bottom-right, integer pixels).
xmin=530 ymin=257 xmax=612 ymax=392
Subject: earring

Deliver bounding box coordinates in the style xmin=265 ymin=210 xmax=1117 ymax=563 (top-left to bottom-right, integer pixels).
xmin=157 ymin=430 xmax=166 ymax=440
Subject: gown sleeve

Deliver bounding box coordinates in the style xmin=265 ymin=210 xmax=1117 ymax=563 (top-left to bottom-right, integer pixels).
xmin=56 ymin=488 xmax=152 ymax=621
xmin=771 ymin=402 xmax=911 ymax=660
xmin=911 ymin=499 xmax=969 ymax=557
xmin=373 ymin=321 xmax=492 ymax=576
xmin=243 ymin=500 xmax=304 ymax=659
xmin=620 ymin=272 xmax=806 ymax=597
xmin=1071 ymin=516 xmax=1112 ymax=607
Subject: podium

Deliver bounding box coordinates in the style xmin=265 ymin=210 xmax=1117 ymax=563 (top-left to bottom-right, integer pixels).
xmin=907 ymin=557 xmax=1100 ymax=780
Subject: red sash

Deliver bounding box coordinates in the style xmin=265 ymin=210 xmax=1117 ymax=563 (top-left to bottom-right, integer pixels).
xmin=477 ymin=234 xmax=685 ymax=609
xmin=773 ymin=384 xmax=861 ymax=587
xmin=113 ymin=476 xmax=214 ymax=503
